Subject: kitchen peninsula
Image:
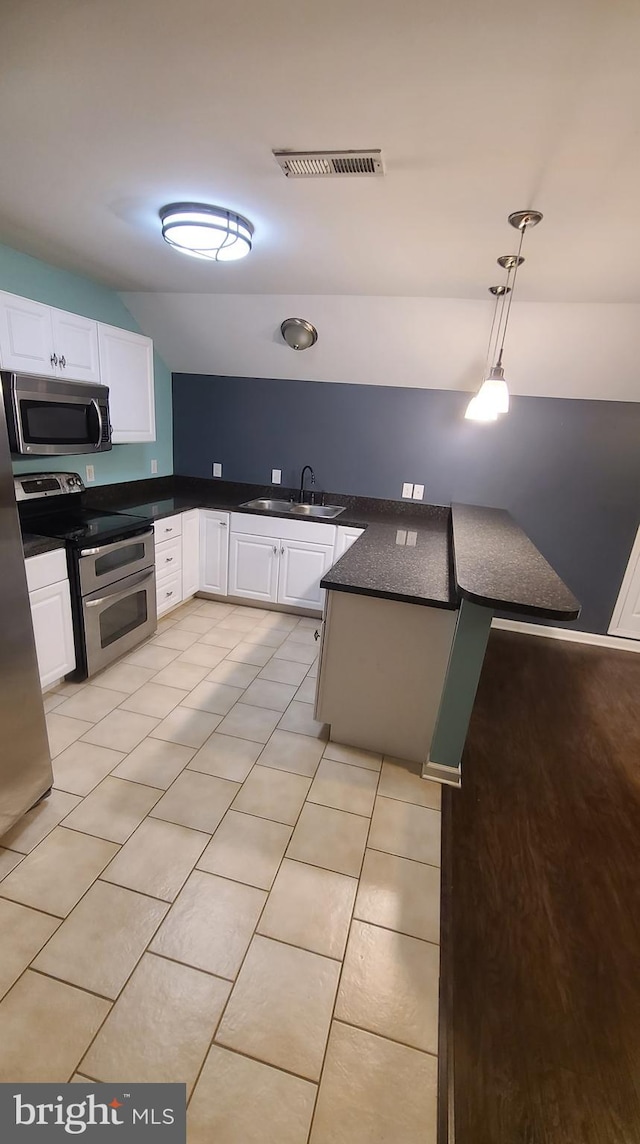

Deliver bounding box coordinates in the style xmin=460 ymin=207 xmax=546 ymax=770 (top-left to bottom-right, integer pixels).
xmin=76 ymin=474 xmax=580 ymax=786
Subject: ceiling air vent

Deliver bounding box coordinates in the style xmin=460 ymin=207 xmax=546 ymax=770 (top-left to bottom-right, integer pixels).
xmin=273 ymin=149 xmax=385 ymax=178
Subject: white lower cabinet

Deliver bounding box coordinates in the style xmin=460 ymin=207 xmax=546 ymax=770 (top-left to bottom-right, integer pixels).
xmin=334 ymin=526 xmax=365 ymax=560
xmin=28 ymin=577 xmax=75 ymax=689
xmin=181 ymin=510 xmax=200 ymax=600
xmin=200 ymin=511 xmax=230 ymax=595
xmin=156 ymin=570 xmax=183 ymax=616
xmin=278 ymin=539 xmax=335 ymax=608
xmin=229 ymin=534 xmax=280 ymax=602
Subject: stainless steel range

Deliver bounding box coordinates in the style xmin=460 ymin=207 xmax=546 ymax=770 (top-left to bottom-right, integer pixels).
xmin=16 ymin=472 xmax=157 ymax=679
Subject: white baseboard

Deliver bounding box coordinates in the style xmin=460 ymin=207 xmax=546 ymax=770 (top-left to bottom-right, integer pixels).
xmin=492 ymin=617 xmax=640 ymax=654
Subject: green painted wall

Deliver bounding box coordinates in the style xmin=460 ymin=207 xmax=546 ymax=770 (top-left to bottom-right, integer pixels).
xmin=0 ymin=242 xmax=173 ymax=485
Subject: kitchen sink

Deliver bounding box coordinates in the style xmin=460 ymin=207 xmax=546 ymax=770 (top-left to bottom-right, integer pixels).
xmin=240 ymin=498 xmax=346 ymax=519
xmin=288 ymin=503 xmax=346 ymax=519
xmin=240 ymin=498 xmax=295 ymax=513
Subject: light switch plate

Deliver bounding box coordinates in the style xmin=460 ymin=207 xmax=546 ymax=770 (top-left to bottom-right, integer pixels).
xmin=212 ymin=462 xmax=222 ymax=478
xmin=412 ymin=484 xmax=424 ymax=500
xmin=272 ymin=469 xmax=282 ymax=485
xmin=402 ymin=482 xmax=413 ymax=498
xmin=85 ymin=464 xmax=95 ymax=482
xmin=150 ymin=459 xmax=158 ymax=474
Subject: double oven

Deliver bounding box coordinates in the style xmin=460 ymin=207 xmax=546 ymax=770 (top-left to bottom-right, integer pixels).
xmin=76 ymin=527 xmax=156 ymax=677
xmin=16 ymin=472 xmax=156 ymax=679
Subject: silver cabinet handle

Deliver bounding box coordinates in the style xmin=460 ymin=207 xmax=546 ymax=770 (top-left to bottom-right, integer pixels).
xmin=280 ymin=546 xmax=285 ymax=555
xmin=166 ymin=556 xmax=173 ymax=562
xmin=164 ymin=527 xmax=172 ymax=532
xmin=220 ymin=521 xmax=227 ymax=527
xmin=59 ymin=355 xmax=66 ymax=368
xmin=314 ymin=629 xmax=320 ymax=641
xmin=50 ymin=353 xmax=58 ymax=367
xmin=273 ymin=546 xmax=278 ymax=554
xmin=166 ymin=590 xmax=173 ymax=597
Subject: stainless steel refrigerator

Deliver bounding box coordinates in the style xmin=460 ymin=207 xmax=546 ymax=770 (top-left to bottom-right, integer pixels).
xmin=0 ymin=380 xmax=52 ymax=836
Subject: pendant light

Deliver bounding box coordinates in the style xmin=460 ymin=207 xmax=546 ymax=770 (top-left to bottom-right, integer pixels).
xmin=465 ymin=209 xmax=543 ymax=421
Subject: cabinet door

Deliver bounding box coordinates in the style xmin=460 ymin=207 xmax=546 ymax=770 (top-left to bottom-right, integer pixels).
xmin=51 ymin=309 xmax=100 ymax=384
xmin=182 ymin=510 xmax=200 ymax=599
xmin=229 ymin=533 xmax=279 ymax=603
xmin=334 ymin=527 xmax=365 ymax=560
xmin=609 ymin=526 xmax=640 ymax=640
xmin=0 ymin=291 xmax=55 ymax=375
xmin=29 ymin=580 xmax=75 ymax=689
xmin=200 ymin=511 xmax=229 ymax=595
xmin=98 ymin=324 xmax=155 ymax=443
xmin=278 ymin=539 xmax=335 ymax=609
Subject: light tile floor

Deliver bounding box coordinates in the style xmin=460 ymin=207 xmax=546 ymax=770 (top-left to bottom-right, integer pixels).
xmin=0 ymin=599 xmax=441 ymax=1143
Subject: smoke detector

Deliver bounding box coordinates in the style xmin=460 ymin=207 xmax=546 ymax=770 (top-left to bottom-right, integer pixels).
xmin=273 ymin=149 xmax=385 ymax=178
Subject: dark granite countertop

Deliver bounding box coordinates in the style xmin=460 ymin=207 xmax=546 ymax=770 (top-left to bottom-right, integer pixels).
xmin=321 ymin=516 xmax=454 ymax=608
xmin=81 ymin=476 xmax=580 ymax=620
xmin=452 ymin=503 xmax=581 ymax=621
xmin=22 ymin=533 xmax=66 ymax=559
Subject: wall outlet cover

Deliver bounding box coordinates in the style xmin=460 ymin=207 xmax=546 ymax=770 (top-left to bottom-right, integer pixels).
xmin=212 ymin=462 xmax=222 ymax=478
xmin=85 ymin=464 xmax=95 ymax=482
xmin=272 ymin=469 xmax=282 ymax=485
xmin=412 ymin=484 xmax=424 ymax=500
xmin=150 ymin=458 xmax=158 ymax=474
xmin=402 ymin=482 xmax=413 ymax=499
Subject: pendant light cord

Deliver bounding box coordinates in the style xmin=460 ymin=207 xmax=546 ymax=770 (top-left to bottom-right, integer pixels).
xmin=495 ymin=222 xmax=527 ymax=365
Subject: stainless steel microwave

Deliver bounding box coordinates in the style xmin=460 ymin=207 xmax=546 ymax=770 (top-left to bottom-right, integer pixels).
xmin=1 ymin=372 xmax=112 ymax=455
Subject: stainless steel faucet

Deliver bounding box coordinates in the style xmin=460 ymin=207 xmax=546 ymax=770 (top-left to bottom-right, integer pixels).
xmin=298 ymin=465 xmax=315 ymax=504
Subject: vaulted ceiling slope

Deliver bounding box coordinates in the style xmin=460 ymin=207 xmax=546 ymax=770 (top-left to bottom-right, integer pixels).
xmin=2 ymin=0 xmax=639 ymax=301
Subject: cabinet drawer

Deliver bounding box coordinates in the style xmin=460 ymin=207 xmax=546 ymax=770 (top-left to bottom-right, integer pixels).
xmin=154 ymin=514 xmax=183 ymax=542
xmin=231 ymin=512 xmax=336 ymax=545
xmin=155 ymin=535 xmax=182 ymax=578
xmin=156 ymin=570 xmax=182 ymax=615
xmin=25 ymin=549 xmax=68 ymax=593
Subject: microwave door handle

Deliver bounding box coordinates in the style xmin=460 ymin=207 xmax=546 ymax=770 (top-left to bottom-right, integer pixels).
xmin=91 ymin=399 xmax=103 ymax=446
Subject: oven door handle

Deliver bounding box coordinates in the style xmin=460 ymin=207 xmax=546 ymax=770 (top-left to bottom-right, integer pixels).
xmin=85 ymin=567 xmax=154 ymax=607
xmin=80 ymin=529 xmax=154 ymax=558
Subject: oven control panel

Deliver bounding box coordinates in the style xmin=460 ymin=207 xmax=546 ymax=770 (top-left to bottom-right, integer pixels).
xmin=14 ymin=472 xmax=85 ymax=501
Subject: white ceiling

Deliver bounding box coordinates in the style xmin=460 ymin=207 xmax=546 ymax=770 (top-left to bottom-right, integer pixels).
xmin=2 ymin=0 xmax=640 ymax=301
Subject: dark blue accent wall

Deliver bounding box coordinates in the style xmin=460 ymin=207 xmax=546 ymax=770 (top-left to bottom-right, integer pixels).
xmin=172 ymin=373 xmax=640 ymax=636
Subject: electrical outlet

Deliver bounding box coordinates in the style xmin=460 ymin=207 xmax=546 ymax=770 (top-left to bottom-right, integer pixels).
xmin=150 ymin=458 xmax=158 ymax=474
xmin=212 ymin=462 xmax=222 ymax=478
xmin=402 ymin=482 xmax=413 ymax=499
xmin=412 ymin=484 xmax=424 ymax=500
xmin=406 ymin=530 xmax=418 ymax=546
xmin=85 ymin=464 xmax=95 ymax=482
xmin=271 ymin=469 xmax=282 ymax=485
xmin=395 ymin=529 xmax=407 ymax=546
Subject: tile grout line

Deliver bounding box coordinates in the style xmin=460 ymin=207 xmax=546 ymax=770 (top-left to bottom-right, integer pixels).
xmin=303 ymin=738 xmax=386 ymax=1143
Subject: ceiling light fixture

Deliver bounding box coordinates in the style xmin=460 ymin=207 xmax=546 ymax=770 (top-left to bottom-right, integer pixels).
xmin=159 ymin=202 xmax=253 ymax=261
xmin=465 ymin=209 xmax=543 ymax=421
xmin=280 ymin=318 xmax=318 ymax=350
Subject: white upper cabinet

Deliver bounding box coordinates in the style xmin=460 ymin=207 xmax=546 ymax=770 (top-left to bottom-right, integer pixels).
xmin=98 ymin=324 xmax=155 ymax=443
xmin=0 ymin=292 xmax=56 ymax=375
xmin=200 ymin=511 xmax=230 ymax=595
xmin=51 ymin=308 xmax=100 ymax=384
xmin=0 ymin=291 xmax=156 ymax=444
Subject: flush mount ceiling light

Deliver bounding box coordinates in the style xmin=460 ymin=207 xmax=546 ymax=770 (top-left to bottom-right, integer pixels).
xmin=465 ymin=209 xmax=543 ymax=422
xmin=280 ymin=318 xmax=318 ymax=350
xmin=159 ymin=202 xmax=253 ymax=261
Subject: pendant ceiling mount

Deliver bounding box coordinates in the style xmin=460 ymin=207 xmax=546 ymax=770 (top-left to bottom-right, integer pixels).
xmin=465 ymin=209 xmax=543 ymax=423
